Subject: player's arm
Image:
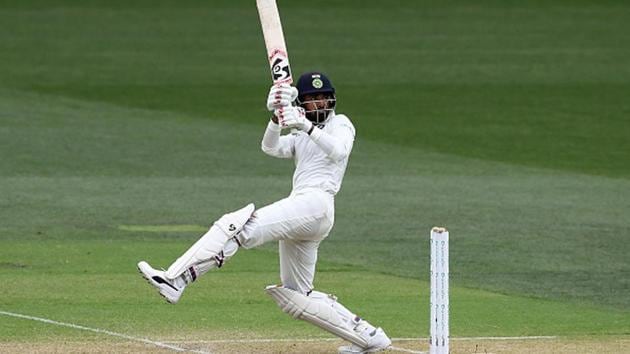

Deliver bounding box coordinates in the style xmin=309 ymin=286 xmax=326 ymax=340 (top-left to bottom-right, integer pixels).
xmin=309 ymin=120 xmax=354 ymax=162
xmin=261 ymin=118 xmax=295 ymax=158
xmin=261 ymin=84 xmax=297 ymax=158
xmin=275 ymin=107 xmax=354 ymax=162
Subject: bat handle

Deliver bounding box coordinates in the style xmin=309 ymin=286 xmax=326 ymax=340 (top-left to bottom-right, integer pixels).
xmin=289 ymin=100 xmax=298 ymax=134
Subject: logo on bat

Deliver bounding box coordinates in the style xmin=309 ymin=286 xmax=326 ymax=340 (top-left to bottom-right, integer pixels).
xmin=269 ymin=50 xmax=292 ymax=83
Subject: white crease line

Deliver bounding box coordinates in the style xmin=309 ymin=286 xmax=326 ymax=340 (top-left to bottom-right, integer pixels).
xmin=0 ymin=310 xmax=558 ymax=354
xmin=0 ymin=310 xmax=210 ymax=354
xmin=394 ymin=336 xmax=558 ymax=341
xmin=167 ymin=338 xmax=342 ymax=344
xmin=389 ymin=346 xmax=427 ymax=354
xmin=458 ymin=336 xmax=557 ymax=341
xmin=165 ymin=336 xmax=557 ymax=344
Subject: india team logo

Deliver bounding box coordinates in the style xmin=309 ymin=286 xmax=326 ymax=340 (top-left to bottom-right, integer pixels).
xmin=312 ymin=78 xmax=323 ymax=88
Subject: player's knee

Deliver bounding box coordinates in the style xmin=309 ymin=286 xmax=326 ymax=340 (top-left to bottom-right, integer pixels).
xmin=214 ymin=203 xmax=255 ymax=237
xmin=234 ymin=216 xmax=263 ymax=249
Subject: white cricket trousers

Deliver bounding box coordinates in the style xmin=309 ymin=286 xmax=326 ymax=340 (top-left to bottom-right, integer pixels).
xmin=238 ymin=188 xmax=335 ymax=294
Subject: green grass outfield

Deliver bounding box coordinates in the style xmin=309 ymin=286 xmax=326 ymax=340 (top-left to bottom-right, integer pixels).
xmin=1 ymin=0 xmax=629 ymax=351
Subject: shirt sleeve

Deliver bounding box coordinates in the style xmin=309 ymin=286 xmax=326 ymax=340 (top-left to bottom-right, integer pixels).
xmin=309 ymin=116 xmax=355 ymax=162
xmin=261 ymin=120 xmax=295 ymax=159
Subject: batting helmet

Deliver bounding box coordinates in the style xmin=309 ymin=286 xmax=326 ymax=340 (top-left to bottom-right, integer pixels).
xmin=296 ymin=72 xmax=335 ymax=98
xmin=296 ymin=72 xmax=336 ymax=124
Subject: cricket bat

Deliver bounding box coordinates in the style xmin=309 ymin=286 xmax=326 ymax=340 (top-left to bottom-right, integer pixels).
xmin=256 ymin=0 xmax=293 ymax=85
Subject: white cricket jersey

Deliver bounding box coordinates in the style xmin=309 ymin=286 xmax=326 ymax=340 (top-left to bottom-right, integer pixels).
xmin=261 ymin=112 xmax=356 ymax=196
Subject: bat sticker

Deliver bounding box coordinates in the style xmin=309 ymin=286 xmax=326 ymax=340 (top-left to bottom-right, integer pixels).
xmin=269 ymin=49 xmax=292 ymax=83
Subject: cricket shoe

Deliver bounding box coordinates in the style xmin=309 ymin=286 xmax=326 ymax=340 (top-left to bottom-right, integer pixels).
xmin=338 ymin=325 xmax=392 ymax=354
xmin=137 ymin=261 xmax=186 ymax=304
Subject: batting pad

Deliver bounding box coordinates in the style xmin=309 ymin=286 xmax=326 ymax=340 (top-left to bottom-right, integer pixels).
xmin=265 ymin=285 xmax=368 ymax=348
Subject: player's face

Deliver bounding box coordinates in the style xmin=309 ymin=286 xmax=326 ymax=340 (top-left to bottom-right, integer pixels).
xmin=302 ymin=93 xmax=329 ymax=111
xmin=300 ymin=92 xmax=335 ymax=124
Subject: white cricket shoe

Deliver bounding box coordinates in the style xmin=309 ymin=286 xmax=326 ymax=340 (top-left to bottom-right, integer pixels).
xmin=137 ymin=261 xmax=185 ymax=304
xmin=338 ymin=326 xmax=392 ymax=353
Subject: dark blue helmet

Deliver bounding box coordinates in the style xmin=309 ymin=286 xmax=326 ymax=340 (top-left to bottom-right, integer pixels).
xmin=296 ymin=72 xmax=336 ymax=124
xmin=296 ymin=72 xmax=335 ymax=98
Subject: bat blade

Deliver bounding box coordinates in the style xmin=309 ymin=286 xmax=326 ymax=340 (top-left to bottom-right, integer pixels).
xmin=256 ymin=0 xmax=293 ymax=84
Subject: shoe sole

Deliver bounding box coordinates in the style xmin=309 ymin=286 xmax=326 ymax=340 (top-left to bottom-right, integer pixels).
xmin=137 ymin=264 xmax=177 ymax=304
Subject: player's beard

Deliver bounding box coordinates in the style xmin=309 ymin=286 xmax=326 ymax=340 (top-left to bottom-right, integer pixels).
xmin=305 ymin=109 xmax=329 ymax=124
xmin=303 ymin=99 xmax=335 ymax=125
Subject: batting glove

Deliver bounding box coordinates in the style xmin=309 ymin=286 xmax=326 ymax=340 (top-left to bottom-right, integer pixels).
xmin=275 ymin=106 xmax=313 ymax=132
xmin=266 ymin=83 xmax=298 ymax=111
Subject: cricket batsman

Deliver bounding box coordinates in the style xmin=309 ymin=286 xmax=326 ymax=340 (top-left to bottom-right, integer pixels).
xmin=138 ymin=72 xmax=392 ymax=353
